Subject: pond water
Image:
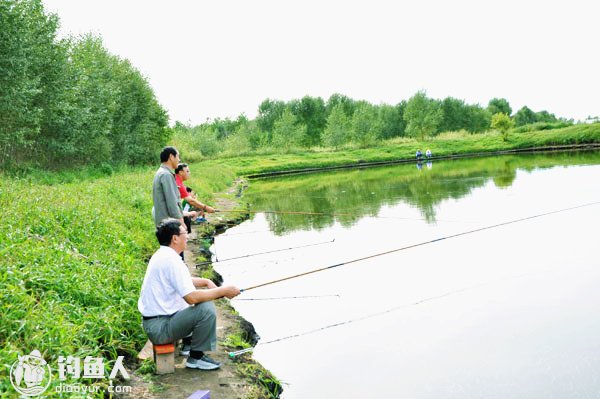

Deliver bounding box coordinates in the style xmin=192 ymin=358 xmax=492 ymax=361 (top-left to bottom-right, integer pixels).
xmin=214 ymin=151 xmax=600 ymax=399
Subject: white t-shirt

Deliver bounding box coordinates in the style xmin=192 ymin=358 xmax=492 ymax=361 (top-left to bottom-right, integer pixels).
xmin=138 ymin=246 xmax=196 ymax=317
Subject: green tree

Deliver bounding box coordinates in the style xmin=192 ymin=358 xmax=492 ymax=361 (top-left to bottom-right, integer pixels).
xmin=290 ymin=96 xmax=327 ymax=147
xmin=487 ymin=98 xmax=512 ymax=116
xmin=351 ymin=103 xmax=380 ymax=147
xmin=437 ymin=97 xmax=491 ymax=134
xmin=238 ymin=120 xmax=268 ymax=150
xmin=0 ymin=0 xmax=64 ymax=165
xmin=256 ymin=99 xmax=286 ymax=139
xmin=514 ymin=106 xmax=537 ymax=126
xmin=404 ymin=91 xmax=443 ymax=140
xmin=322 ymin=104 xmax=350 ymax=149
xmin=378 ymin=102 xmax=406 ymax=139
xmin=535 ymin=110 xmax=558 ymax=123
xmin=438 ymin=97 xmax=469 ymax=133
xmin=271 ymin=109 xmax=306 ymax=152
xmin=491 ymin=112 xmax=514 ymax=141
xmin=326 ymin=93 xmax=356 ymax=118
xmin=108 ymin=56 xmax=169 ymax=164
xmin=0 ymin=0 xmax=169 ymax=167
xmin=464 ymin=104 xmax=492 ymax=133
xmin=60 ymin=35 xmax=119 ymax=164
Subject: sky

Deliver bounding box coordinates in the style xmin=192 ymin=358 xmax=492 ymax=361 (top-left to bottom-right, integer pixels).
xmin=42 ymin=0 xmax=599 ymax=126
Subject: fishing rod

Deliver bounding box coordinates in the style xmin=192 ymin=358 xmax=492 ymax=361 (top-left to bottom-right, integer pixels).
xmin=240 ymin=201 xmax=600 ymax=292
xmin=233 ymin=294 xmax=341 ymax=301
xmin=216 ymin=208 xmax=467 ymax=223
xmin=196 ymin=238 xmax=335 ymax=267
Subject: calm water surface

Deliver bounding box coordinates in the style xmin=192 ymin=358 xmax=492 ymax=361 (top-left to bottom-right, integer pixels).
xmin=214 ymin=152 xmax=600 ymax=399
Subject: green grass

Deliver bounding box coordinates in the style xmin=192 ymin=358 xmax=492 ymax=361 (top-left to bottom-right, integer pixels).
xmin=221 ymin=332 xmax=252 ymax=350
xmin=234 ymin=361 xmax=283 ymax=399
xmin=0 ymin=165 xmax=236 ymax=396
xmin=197 ymin=123 xmax=600 ymax=176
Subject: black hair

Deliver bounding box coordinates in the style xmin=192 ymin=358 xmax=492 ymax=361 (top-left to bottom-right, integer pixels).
xmin=175 ymin=163 xmax=188 ymax=174
xmin=160 ymin=146 xmax=178 ymax=163
xmin=156 ymin=218 xmax=183 ymax=246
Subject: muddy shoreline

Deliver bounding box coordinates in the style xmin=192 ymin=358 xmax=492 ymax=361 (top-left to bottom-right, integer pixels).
xmin=197 ymin=179 xmax=283 ymax=398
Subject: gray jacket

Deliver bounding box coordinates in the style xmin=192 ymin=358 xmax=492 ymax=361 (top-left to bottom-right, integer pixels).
xmin=152 ymin=164 xmax=183 ymax=226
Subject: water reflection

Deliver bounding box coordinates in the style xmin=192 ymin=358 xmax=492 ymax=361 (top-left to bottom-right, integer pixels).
xmin=245 ymin=151 xmax=600 ymax=231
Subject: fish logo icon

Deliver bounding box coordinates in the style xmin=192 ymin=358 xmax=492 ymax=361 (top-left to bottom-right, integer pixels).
xmin=10 ymin=350 xmax=52 ymax=397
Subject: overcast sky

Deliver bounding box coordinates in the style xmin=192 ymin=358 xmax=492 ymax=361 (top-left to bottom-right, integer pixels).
xmin=42 ymin=0 xmax=599 ymax=125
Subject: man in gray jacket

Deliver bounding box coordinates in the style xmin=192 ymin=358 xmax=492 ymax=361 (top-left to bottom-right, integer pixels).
xmin=153 ymin=147 xmax=184 ymax=226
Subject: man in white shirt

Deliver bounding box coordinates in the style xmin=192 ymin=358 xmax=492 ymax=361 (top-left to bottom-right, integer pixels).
xmin=138 ymin=218 xmax=240 ymax=370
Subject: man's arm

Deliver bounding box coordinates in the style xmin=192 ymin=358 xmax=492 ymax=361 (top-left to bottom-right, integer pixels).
xmin=182 ymin=195 xmax=216 ymax=213
xmin=183 ymin=285 xmax=240 ymax=304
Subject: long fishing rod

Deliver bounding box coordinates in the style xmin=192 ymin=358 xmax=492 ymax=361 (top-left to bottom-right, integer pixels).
xmin=233 ymin=294 xmax=341 ymax=301
xmin=216 ymin=208 xmax=467 ymax=223
xmin=196 ymin=238 xmax=335 ymax=267
xmin=240 ymin=201 xmax=600 ymax=292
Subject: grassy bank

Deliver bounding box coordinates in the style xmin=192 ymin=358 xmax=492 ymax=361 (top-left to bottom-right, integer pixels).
xmin=0 ymin=165 xmax=236 ymax=396
xmin=200 ymin=123 xmax=600 ymax=176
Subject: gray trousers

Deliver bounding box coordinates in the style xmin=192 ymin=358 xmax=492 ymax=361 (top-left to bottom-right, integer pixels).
xmin=142 ymin=302 xmax=217 ymax=352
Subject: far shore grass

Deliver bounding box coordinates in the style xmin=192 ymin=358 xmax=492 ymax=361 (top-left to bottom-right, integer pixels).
xmin=7 ymin=123 xmax=600 ymax=185
xmin=202 ymin=123 xmax=600 ymax=176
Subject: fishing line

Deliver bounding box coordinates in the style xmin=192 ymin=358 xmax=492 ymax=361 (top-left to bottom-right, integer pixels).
xmin=229 ymin=269 xmax=555 ymax=357
xmin=233 ymin=294 xmax=341 ymax=301
xmin=229 ymin=257 xmax=295 ymax=276
xmin=240 ymin=201 xmax=600 ymax=292
xmin=196 ymin=238 xmax=335 ymax=267
xmin=229 ymin=283 xmax=482 ymax=357
xmin=219 ymin=228 xmax=273 ymax=237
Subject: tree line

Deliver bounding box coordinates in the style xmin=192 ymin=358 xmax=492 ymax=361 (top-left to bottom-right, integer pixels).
xmin=0 ymin=0 xmax=169 ymax=168
xmin=175 ymin=92 xmax=570 ymax=157
xmin=1 ymin=0 xmax=573 ymax=168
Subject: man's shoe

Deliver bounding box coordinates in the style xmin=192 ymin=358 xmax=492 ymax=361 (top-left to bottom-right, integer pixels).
xmin=198 ymin=354 xmax=221 ymax=367
xmin=186 ymin=356 xmax=220 ymax=370
xmin=180 ymin=344 xmax=191 ymax=357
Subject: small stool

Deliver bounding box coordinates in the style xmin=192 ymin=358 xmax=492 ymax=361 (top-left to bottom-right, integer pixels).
xmin=153 ymin=343 xmax=175 ymax=374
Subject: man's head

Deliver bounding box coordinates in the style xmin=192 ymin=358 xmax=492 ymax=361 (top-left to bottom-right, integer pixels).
xmin=175 ymin=163 xmax=190 ymax=181
xmin=156 ymin=218 xmax=188 ymax=252
xmin=160 ymin=147 xmax=180 ymax=169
